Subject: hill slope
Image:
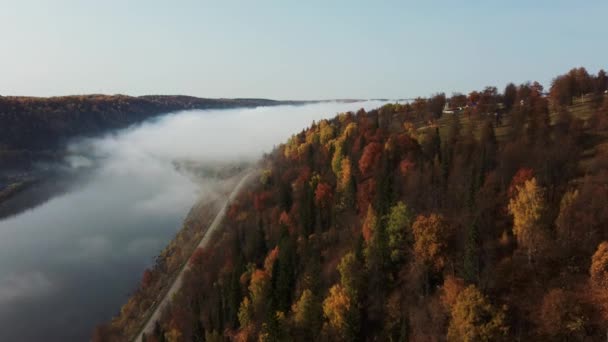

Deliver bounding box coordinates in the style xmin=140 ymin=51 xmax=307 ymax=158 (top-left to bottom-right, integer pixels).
xmin=97 ymin=68 xmax=608 ymax=341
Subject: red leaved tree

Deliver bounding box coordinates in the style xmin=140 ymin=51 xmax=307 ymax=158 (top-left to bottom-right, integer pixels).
xmin=358 ymin=142 xmax=382 ymax=178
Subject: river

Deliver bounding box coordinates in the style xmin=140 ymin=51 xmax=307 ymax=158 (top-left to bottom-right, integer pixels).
xmin=0 ymin=101 xmax=387 ymax=341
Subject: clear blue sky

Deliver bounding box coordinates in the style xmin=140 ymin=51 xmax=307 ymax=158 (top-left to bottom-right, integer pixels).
xmin=0 ymin=1 xmax=606 ymax=100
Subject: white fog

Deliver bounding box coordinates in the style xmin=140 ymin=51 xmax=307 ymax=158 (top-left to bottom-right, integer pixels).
xmin=0 ymin=100 xmax=387 ymax=341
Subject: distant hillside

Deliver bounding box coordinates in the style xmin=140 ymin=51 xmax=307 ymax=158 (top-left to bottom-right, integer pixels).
xmin=0 ymin=95 xmax=282 ymax=153
xmin=0 ymin=95 xmax=309 ymax=176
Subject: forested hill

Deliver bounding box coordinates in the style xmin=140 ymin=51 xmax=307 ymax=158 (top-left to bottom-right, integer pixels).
xmin=97 ymin=67 xmax=608 ymax=341
xmin=0 ymin=95 xmax=282 ymax=153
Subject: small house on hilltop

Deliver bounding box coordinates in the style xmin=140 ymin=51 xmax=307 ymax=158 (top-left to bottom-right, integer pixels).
xmin=442 ymin=101 xmax=464 ymax=115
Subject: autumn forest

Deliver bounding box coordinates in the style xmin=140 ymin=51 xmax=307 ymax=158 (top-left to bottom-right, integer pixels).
xmin=92 ymin=67 xmax=608 ymax=341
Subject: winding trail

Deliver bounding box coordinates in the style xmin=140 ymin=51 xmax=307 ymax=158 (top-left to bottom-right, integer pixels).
xmin=134 ymin=171 xmax=255 ymax=342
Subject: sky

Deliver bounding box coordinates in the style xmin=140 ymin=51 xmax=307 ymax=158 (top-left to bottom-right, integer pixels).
xmin=0 ymin=1 xmax=606 ymax=100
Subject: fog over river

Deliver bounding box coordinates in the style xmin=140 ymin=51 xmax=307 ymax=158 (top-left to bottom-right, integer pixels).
xmin=0 ymin=101 xmax=387 ymax=341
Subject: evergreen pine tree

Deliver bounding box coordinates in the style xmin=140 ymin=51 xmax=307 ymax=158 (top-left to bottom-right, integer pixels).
xmin=433 ymin=127 xmax=442 ymax=162
xmin=464 ymin=218 xmax=480 ymax=284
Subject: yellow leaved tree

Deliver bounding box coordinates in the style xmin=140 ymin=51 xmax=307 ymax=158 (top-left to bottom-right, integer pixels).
xmin=447 ymin=285 xmax=508 ymax=342
xmin=507 ymin=177 xmax=547 ymax=263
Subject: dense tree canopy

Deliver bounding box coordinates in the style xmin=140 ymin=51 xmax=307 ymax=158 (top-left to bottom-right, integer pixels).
xmin=96 ymin=67 xmax=608 ymax=341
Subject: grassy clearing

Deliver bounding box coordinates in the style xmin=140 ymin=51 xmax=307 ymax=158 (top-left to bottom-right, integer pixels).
xmin=416 ymin=94 xmax=605 ymax=141
xmin=414 ymin=95 xmax=607 ymax=182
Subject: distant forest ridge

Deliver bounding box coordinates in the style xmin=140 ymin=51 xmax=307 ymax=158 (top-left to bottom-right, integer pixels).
xmin=0 ymin=95 xmax=284 ymax=152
